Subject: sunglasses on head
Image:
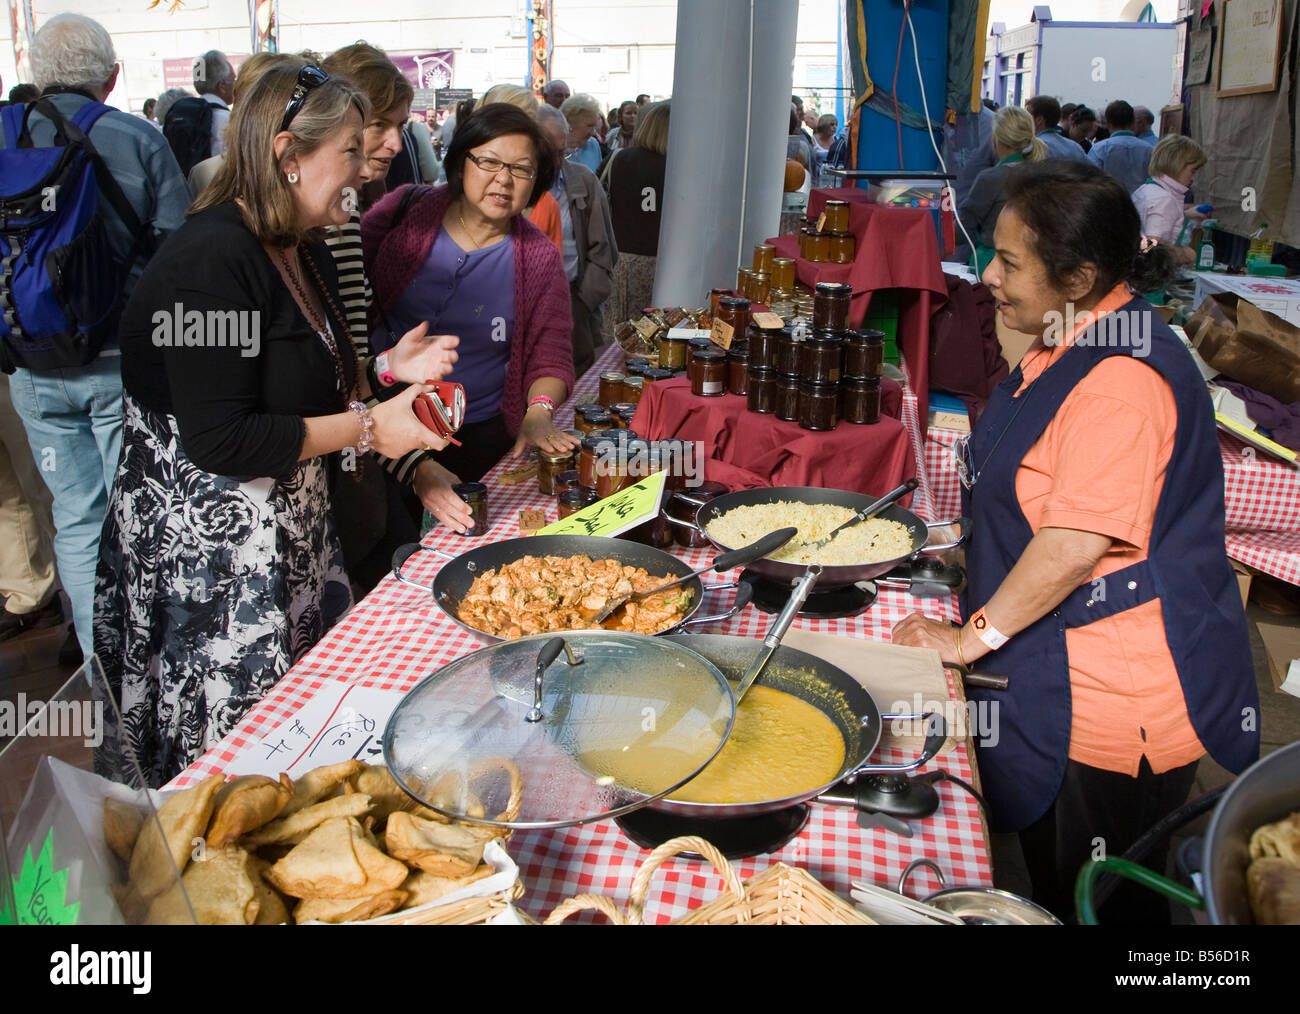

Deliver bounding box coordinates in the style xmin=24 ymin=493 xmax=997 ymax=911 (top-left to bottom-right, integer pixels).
xmin=279 ymin=65 xmax=330 ymax=134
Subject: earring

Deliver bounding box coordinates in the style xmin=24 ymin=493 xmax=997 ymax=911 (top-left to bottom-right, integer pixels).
xmin=287 ymin=171 xmax=299 ymax=184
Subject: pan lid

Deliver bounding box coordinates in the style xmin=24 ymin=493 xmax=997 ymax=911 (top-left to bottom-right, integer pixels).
xmin=382 ymin=631 xmax=736 ymax=829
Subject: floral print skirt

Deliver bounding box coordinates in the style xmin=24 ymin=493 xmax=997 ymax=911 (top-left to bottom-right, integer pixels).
xmin=601 ymin=251 xmax=659 ymax=343
xmin=93 ymin=395 xmax=352 ymax=788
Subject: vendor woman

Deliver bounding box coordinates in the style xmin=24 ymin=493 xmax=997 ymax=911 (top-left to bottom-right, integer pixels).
xmin=893 ymin=160 xmax=1259 ymax=923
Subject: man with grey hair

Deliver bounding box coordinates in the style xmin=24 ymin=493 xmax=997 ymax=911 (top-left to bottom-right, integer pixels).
xmin=0 ymin=12 xmax=188 ymax=662
xmin=193 ymin=49 xmax=233 ymax=156
xmin=537 ymin=103 xmax=617 ymax=376
xmin=1133 ymin=105 xmax=1156 ymax=145
xmin=542 ymin=79 xmax=570 ymax=109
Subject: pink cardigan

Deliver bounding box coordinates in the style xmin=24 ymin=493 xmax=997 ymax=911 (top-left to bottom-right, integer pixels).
xmin=361 ymin=184 xmax=575 ymax=436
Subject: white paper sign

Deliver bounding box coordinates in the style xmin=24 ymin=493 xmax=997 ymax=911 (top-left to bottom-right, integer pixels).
xmin=222 ymin=684 xmax=406 ymax=779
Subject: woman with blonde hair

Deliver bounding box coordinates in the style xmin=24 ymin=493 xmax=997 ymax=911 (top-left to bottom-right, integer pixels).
xmin=1131 ymin=135 xmax=1208 ymax=265
xmin=602 ymin=100 xmax=670 ymax=340
xmin=95 ymin=64 xmax=458 ymax=786
xmin=960 ymin=105 xmax=1045 ymax=274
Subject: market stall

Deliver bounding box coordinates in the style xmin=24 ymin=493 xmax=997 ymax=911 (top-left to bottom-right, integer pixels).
xmin=164 ymin=346 xmax=993 ymax=924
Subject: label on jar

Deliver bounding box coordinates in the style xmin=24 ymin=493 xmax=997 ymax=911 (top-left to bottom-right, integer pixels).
xmin=702 ymin=380 xmax=724 ymax=394
xmin=667 ymin=327 xmax=711 ymax=340
xmin=710 ymin=317 xmax=735 ymax=350
xmin=633 ymin=316 xmax=660 ymax=339
xmin=752 ymin=311 xmax=784 ymax=329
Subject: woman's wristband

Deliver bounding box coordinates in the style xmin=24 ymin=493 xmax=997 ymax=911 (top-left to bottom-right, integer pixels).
xmin=374 ymin=350 xmax=396 ymax=386
xmin=970 ymin=607 xmax=1009 ymax=651
xmin=527 ymin=395 xmax=556 ymax=414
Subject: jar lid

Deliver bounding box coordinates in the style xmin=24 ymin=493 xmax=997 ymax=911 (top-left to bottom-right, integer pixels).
xmin=609 ymin=402 xmax=638 ymax=414
xmin=453 ymin=482 xmax=487 ymax=498
xmin=557 ymin=489 xmax=585 ymax=506
xmin=815 ymin=281 xmax=853 ymax=297
xmin=824 ymin=230 xmax=854 ymax=238
xmin=844 ymin=374 xmax=882 ymax=387
xmin=624 ymin=361 xmax=647 ymax=377
xmin=687 ymin=337 xmax=713 ymax=351
xmin=623 ymin=375 xmax=645 ymax=388
xmin=809 ymin=329 xmax=844 ymax=343
xmin=691 ymin=347 xmax=727 ymax=362
xmin=710 ymin=287 xmax=733 ymax=295
xmin=727 ymin=341 xmax=751 ymax=357
xmin=778 ymin=372 xmax=803 ymax=383
xmin=800 ymin=380 xmax=841 ymax=391
xmin=538 ymin=446 xmax=576 ymax=463
xmin=643 ymin=367 xmax=675 ymax=381
xmin=754 ymin=243 xmax=776 ymax=252
xmin=626 ymin=356 xmax=650 ymax=369
xmin=581 ymin=429 xmax=623 ymax=451
xmin=772 ymin=257 xmax=795 ymax=266
xmin=857 ymin=328 xmax=885 ymax=342
xmin=600 ymin=371 xmax=625 ymax=382
xmin=718 ymin=296 xmax=751 ymax=309
xmin=825 ymin=199 xmax=850 ymax=208
xmin=747 ymin=365 xmax=776 ymax=377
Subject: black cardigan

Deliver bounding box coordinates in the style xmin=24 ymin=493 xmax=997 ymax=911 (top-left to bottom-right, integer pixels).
xmin=119 ymin=202 xmax=356 ymax=479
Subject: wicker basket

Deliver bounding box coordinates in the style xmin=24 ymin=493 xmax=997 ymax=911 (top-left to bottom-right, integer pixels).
xmin=544 ymin=835 xmax=874 ymax=925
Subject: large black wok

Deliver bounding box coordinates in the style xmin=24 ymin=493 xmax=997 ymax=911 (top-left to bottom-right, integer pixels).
xmin=693 ymin=486 xmax=970 ymax=587
xmin=649 ymin=633 xmax=947 ymax=819
xmin=393 ymin=535 xmax=750 ymax=643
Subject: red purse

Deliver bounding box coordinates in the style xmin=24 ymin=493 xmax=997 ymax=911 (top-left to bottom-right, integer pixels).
xmin=413 ymin=381 xmax=466 ymax=447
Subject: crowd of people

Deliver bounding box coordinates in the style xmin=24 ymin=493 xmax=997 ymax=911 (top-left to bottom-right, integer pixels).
xmin=951 ymin=95 xmax=1207 ymax=271
xmin=0 ymin=14 xmax=684 ymax=785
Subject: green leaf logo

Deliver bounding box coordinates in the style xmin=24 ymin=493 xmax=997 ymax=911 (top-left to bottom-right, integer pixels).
xmin=13 ymin=829 xmax=79 ymax=925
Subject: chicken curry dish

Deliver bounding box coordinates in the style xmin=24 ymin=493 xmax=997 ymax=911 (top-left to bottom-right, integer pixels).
xmin=456 ymin=555 xmax=693 ymax=638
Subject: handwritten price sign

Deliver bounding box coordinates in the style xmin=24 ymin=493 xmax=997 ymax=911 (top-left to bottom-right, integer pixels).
xmin=537 ymin=471 xmax=668 ymax=538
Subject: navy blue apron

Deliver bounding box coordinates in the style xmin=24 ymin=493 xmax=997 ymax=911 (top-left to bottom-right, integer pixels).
xmin=960 ymin=295 xmax=1259 ymax=832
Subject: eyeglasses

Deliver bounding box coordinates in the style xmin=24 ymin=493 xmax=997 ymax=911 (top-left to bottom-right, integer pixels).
xmin=465 ymin=151 xmax=537 ymax=181
xmin=279 ymin=65 xmax=330 ymax=134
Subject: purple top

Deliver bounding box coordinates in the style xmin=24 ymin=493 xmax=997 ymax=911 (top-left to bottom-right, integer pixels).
xmin=377 ymin=227 xmax=515 ymax=424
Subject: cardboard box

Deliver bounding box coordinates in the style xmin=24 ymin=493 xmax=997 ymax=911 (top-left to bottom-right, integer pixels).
xmin=1255 ymin=619 xmax=1300 ymax=698
xmin=1231 ymin=558 xmax=1253 ymax=609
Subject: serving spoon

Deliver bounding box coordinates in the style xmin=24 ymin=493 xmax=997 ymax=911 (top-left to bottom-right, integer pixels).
xmin=588 ymin=526 xmax=798 ymax=625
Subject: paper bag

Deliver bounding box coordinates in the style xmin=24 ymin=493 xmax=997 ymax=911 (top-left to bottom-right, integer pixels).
xmin=1187 ymin=293 xmax=1300 ymax=404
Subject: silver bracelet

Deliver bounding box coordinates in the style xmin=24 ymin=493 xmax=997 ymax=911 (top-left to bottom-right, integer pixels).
xmin=348 ymin=400 xmax=374 ymax=454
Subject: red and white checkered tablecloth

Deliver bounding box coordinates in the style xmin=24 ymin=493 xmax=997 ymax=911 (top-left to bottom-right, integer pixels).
xmin=173 ymin=343 xmax=991 ymax=923
xmin=920 ymin=423 xmax=1300 ymax=587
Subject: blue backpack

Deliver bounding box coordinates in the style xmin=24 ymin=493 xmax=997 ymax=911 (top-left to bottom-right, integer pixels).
xmin=0 ymin=99 xmax=147 ymax=373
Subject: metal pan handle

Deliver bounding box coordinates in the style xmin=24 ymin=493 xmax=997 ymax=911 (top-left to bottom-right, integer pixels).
xmin=919 ymin=517 xmax=971 ymax=555
xmin=392 ymin=542 xmax=458 ymax=591
xmin=677 ymin=580 xmax=754 ymax=630
xmin=851 ymin=711 xmax=949 ymax=775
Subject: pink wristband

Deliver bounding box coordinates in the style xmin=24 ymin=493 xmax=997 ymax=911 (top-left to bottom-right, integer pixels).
xmin=375 ymin=351 xmax=395 ymax=386
xmin=528 ymin=395 xmax=556 ymax=413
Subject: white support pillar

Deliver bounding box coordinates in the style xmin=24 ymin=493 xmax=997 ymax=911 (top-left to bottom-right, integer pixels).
xmin=653 ymin=0 xmax=799 ymax=307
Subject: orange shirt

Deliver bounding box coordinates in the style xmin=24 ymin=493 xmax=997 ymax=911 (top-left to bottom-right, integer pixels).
xmin=1012 ymin=284 xmax=1205 ymax=776
xmin=525 ymin=191 xmax=564 ymax=252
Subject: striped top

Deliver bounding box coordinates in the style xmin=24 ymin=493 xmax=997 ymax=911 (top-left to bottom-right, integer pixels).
xmin=324 ymin=210 xmax=426 ymax=485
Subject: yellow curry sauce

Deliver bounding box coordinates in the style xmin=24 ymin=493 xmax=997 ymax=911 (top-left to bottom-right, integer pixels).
xmin=666 ymin=686 xmax=846 ymax=804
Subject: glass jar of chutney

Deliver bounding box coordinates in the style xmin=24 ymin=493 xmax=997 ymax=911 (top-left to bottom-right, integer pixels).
xmin=842 ymin=374 xmax=882 ymax=424
xmin=753 ymin=243 xmax=776 ymax=275
xmin=609 ymin=403 xmax=638 ymax=428
xmin=714 ymin=296 xmax=750 ymax=341
xmin=620 ymin=375 xmax=645 ymax=403
xmin=798 ymin=381 xmax=840 ymax=431
xmin=746 ymin=320 xmax=782 ymax=370
xmin=843 ymin=328 xmax=884 ymax=378
xmin=813 ymin=282 xmax=853 ymax=331
xmin=775 ymin=374 xmax=801 ymax=421
xmin=807 ymin=231 xmax=830 ymax=262
xmin=726 ymin=342 xmax=750 ymax=396
xmin=800 ymin=331 xmax=843 ymax=383
xmin=598 ymin=371 xmax=625 ymax=407
xmin=579 ymin=430 xmax=622 ymax=489
xmin=688 ymin=347 xmax=727 ymax=397
xmin=709 ymin=288 xmax=732 ymax=318
xmin=667 ymin=482 xmax=730 ymax=548
xmin=771 ymin=257 xmax=796 ymax=292
xmin=537 ymin=446 xmax=577 ymax=495
xmin=747 ymin=367 xmax=777 ymax=414
xmin=554 ymin=469 xmax=581 ymax=496
xmin=575 ymin=405 xmax=613 ymax=434
xmin=775 ymin=325 xmax=803 ymax=377
xmin=642 ymin=367 xmax=675 ymax=386
xmin=452 ymin=482 xmax=489 ymax=537
xmin=822 ymin=199 xmax=851 ymax=233
xmin=826 ymin=231 xmax=856 ymax=264
xmin=557 ymin=487 xmax=599 ymax=519
xmin=658 ymin=330 xmax=690 ymax=370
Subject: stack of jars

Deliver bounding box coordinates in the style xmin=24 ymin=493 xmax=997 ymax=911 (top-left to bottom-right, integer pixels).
xmin=798 ymin=199 xmax=855 ymax=265
xmin=737 ymin=244 xmax=798 ymax=310
xmin=744 ymin=281 xmax=883 ymax=429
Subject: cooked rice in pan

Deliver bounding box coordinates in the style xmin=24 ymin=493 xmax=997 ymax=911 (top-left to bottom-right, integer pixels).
xmin=706 ymin=502 xmax=914 ymax=565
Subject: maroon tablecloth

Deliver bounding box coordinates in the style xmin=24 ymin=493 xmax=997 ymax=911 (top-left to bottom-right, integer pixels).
xmin=630 ymin=376 xmax=912 ymax=497
xmin=769 ymin=198 xmax=948 ymax=432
